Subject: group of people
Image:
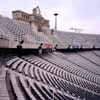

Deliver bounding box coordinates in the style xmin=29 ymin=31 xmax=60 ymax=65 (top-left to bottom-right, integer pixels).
xmin=17 ymin=41 xmax=58 ymax=57
xmin=38 ymin=43 xmax=58 ymax=55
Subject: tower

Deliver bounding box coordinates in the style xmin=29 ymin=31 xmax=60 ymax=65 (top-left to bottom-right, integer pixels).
xmin=33 ymin=6 xmax=41 ymax=16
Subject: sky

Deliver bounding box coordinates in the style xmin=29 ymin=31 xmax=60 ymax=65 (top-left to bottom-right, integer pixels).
xmin=0 ymin=0 xmax=100 ymax=34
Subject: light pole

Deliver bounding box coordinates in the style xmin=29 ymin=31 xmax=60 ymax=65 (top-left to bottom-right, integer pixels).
xmin=54 ymin=13 xmax=58 ymax=31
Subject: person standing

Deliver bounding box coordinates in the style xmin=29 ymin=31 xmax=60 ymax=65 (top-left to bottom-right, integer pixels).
xmin=38 ymin=43 xmax=43 ymax=55
xmin=17 ymin=40 xmax=24 ymax=57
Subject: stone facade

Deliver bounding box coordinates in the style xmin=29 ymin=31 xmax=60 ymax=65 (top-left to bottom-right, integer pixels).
xmin=12 ymin=6 xmax=49 ymax=33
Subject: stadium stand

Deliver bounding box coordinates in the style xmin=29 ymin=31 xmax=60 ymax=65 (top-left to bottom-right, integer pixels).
xmin=0 ymin=6 xmax=100 ymax=100
xmin=0 ymin=51 xmax=100 ymax=100
xmin=56 ymin=31 xmax=100 ymax=48
xmin=0 ymin=14 xmax=100 ymax=49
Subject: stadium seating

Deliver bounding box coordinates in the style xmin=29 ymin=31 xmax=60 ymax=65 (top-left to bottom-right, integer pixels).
xmin=4 ymin=51 xmax=100 ymax=100
xmin=56 ymin=31 xmax=100 ymax=48
xmin=0 ymin=16 xmax=53 ymax=48
xmin=0 ymin=11 xmax=100 ymax=100
xmin=93 ymin=50 xmax=100 ymax=57
xmin=78 ymin=51 xmax=100 ymax=66
xmin=0 ymin=15 xmax=100 ymax=48
xmin=40 ymin=52 xmax=100 ymax=85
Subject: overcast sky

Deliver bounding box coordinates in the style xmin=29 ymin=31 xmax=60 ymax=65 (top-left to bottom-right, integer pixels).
xmin=0 ymin=0 xmax=100 ymax=34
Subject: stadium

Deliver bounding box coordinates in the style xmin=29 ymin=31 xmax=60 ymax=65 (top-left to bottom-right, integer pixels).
xmin=0 ymin=5 xmax=100 ymax=100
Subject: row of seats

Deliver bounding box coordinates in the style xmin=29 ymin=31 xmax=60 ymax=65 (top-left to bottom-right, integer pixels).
xmin=0 ymin=16 xmax=36 ymax=42
xmin=40 ymin=52 xmax=100 ymax=85
xmin=6 ymin=65 xmax=74 ymax=100
xmin=78 ymin=51 xmax=100 ymax=66
xmin=32 ymin=31 xmax=52 ymax=45
xmin=0 ymin=16 xmax=53 ymax=45
xmin=93 ymin=51 xmax=100 ymax=57
xmin=31 ymin=57 xmax=100 ymax=92
xmin=61 ymin=52 xmax=100 ymax=76
xmin=6 ymin=56 xmax=100 ymax=100
xmin=56 ymin=31 xmax=100 ymax=48
xmin=62 ymin=51 xmax=100 ymax=77
xmin=0 ymin=24 xmax=14 ymax=40
xmin=21 ymin=56 xmax=100 ymax=94
xmin=48 ymin=52 xmax=100 ymax=85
